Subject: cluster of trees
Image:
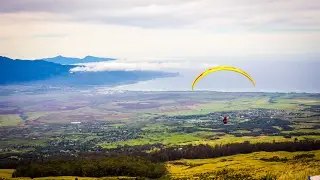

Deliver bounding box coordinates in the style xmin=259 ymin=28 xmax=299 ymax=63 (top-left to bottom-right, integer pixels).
xmin=148 ymin=139 xmax=320 ymax=162
xmin=12 ymin=156 xmax=166 ymax=179
xmin=259 ymin=153 xmax=316 ymax=163
xmin=260 ymin=156 xmax=288 ymax=162
xmin=302 ymin=105 xmax=320 ymax=112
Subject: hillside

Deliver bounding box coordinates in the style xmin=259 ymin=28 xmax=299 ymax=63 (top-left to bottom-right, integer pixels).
xmin=1 ymin=150 xmax=320 ymax=179
xmin=0 ymin=56 xmax=75 ymax=85
xmin=167 ymin=150 xmax=320 ymax=180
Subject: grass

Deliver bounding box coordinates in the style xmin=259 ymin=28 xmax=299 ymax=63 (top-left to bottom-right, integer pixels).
xmin=157 ymin=96 xmax=303 ymax=116
xmin=272 ymin=126 xmax=283 ymax=131
xmin=0 ymin=138 xmax=47 ymax=147
xmin=282 ymin=129 xmax=320 ymax=134
xmin=3 ymin=150 xmax=320 ymax=179
xmin=233 ymin=129 xmax=251 ymax=133
xmin=25 ymin=112 xmax=50 ymax=121
xmin=109 ymin=123 xmax=126 ymax=128
xmin=275 ymin=98 xmax=320 ymax=106
xmin=167 ymin=150 xmax=320 ymax=180
xmin=0 ymin=114 xmax=23 ymax=126
xmin=100 ymin=130 xmax=320 ymax=149
xmin=157 ymin=100 xmax=246 ymax=116
xmin=0 ymin=169 xmax=14 ymax=178
xmin=141 ymin=124 xmax=175 ymax=131
xmin=179 ymin=135 xmax=314 ymax=147
xmin=100 ymin=133 xmax=203 ymax=149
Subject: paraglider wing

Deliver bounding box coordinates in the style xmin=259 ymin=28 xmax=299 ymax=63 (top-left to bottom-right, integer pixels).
xmin=191 ymin=66 xmax=256 ymax=90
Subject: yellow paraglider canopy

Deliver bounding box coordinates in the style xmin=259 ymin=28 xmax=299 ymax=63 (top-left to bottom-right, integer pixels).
xmin=192 ymin=66 xmax=256 ymax=90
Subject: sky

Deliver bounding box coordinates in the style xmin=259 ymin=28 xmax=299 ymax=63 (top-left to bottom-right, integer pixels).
xmin=0 ymin=0 xmax=319 ymax=60
xmin=0 ymin=0 xmax=319 ymax=92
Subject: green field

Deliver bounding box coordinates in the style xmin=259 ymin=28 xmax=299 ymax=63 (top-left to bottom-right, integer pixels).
xmin=0 ymin=115 xmax=23 ymax=126
xmin=100 ymin=132 xmax=320 ymax=149
xmin=0 ymin=138 xmax=47 ymax=147
xmin=100 ymin=132 xmax=203 ymax=148
xmin=156 ymin=96 xmax=306 ymax=116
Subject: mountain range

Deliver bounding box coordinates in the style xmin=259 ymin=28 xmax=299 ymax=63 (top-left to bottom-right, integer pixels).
xmin=37 ymin=55 xmax=116 ymax=65
xmin=0 ymin=56 xmax=178 ymax=86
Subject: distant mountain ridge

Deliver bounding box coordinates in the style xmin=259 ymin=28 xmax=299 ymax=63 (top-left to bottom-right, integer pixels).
xmin=0 ymin=56 xmax=178 ymax=86
xmin=0 ymin=56 xmax=75 ymax=85
xmin=36 ymin=55 xmax=116 ymax=65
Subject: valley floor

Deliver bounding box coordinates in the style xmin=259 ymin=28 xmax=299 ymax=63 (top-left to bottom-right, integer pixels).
xmin=0 ymin=90 xmax=319 ymax=180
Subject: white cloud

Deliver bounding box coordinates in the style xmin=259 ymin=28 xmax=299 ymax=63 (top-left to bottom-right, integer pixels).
xmin=70 ymin=59 xmax=217 ymax=72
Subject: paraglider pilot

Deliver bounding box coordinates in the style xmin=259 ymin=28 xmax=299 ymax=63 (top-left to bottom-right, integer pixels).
xmin=223 ymin=116 xmax=228 ymax=124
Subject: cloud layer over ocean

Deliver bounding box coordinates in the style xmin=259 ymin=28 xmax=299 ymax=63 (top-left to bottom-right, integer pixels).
xmin=70 ymin=58 xmax=217 ymax=72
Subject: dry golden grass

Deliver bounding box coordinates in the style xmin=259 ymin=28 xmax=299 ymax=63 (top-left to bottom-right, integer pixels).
xmin=167 ymin=150 xmax=320 ymax=180
xmin=0 ymin=169 xmax=15 ymax=178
